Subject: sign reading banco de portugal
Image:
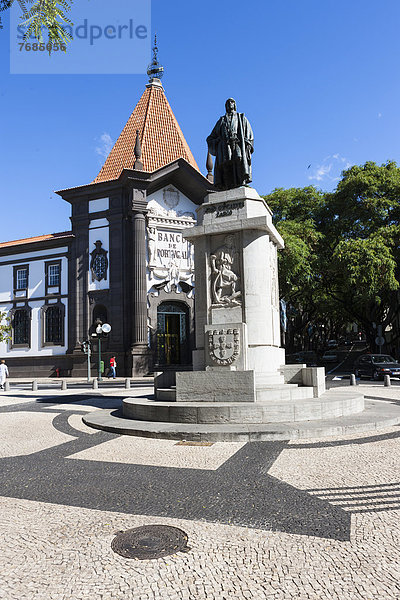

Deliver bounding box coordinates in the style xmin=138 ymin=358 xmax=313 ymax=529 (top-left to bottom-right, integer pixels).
xmin=156 ymin=231 xmax=190 ymax=263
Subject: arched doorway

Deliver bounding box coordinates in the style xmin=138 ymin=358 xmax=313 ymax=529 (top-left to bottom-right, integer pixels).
xmin=156 ymin=302 xmax=189 ymax=366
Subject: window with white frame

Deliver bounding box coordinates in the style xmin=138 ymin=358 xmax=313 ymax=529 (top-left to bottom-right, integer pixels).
xmin=48 ymin=264 xmax=60 ymax=286
xmin=16 ymin=268 xmax=28 ymax=290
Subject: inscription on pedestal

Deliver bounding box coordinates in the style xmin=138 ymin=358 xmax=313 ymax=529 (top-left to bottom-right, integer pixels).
xmin=205 ymin=200 xmax=244 ymax=218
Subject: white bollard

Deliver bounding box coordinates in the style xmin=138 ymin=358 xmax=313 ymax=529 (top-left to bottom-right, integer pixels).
xmin=32 ymin=380 xmax=38 ymax=391
xmin=61 ymin=380 xmax=67 ymax=391
xmin=384 ymin=374 xmax=391 ymax=387
xmin=350 ymin=374 xmax=356 ymax=386
xmin=125 ymin=378 xmax=131 ymax=390
xmin=4 ymin=381 xmax=10 ymax=391
xmin=92 ymin=379 xmax=98 ymax=389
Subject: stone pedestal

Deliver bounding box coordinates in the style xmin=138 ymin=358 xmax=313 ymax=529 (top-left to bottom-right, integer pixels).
xmin=178 ymin=186 xmax=285 ymax=401
xmin=110 ymin=188 xmax=369 ymax=439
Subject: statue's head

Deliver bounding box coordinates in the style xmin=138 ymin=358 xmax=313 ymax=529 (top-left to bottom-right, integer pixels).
xmin=224 ymin=234 xmax=235 ymax=247
xmin=225 ymin=98 xmax=237 ymax=114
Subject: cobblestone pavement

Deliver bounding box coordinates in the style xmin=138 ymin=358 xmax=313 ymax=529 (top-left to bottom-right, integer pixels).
xmin=0 ymin=386 xmax=399 ymax=599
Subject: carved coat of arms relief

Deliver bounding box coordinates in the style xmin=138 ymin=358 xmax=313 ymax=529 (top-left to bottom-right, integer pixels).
xmin=207 ymin=328 xmax=240 ymax=366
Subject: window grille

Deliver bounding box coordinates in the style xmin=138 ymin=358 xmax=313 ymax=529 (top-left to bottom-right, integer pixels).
xmin=14 ymin=309 xmax=29 ymax=344
xmin=45 ymin=306 xmax=63 ymax=344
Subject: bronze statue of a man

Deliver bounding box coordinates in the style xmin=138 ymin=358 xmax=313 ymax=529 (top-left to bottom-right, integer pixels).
xmin=207 ymin=98 xmax=254 ymax=191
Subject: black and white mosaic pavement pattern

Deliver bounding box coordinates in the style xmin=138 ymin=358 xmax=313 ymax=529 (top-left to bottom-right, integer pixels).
xmin=1 ymin=390 xmax=400 ymax=599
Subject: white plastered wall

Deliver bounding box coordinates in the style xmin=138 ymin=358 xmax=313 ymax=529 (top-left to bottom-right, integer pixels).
xmin=0 ymin=249 xmax=69 ymax=357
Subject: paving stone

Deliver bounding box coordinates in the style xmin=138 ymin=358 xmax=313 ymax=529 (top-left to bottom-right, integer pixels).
xmin=0 ymin=388 xmax=400 ymax=598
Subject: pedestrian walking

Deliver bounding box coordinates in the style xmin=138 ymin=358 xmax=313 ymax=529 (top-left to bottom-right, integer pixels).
xmin=108 ymin=356 xmax=116 ymax=379
xmin=0 ymin=359 xmax=9 ymax=390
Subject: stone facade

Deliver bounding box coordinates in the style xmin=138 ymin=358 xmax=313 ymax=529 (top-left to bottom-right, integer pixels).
xmin=0 ymin=78 xmax=214 ymax=377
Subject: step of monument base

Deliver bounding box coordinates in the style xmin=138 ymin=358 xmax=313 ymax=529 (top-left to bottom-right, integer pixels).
xmin=255 ymin=372 xmax=286 ymax=385
xmin=256 ymin=385 xmax=315 ymax=402
xmin=156 ymin=388 xmax=177 ymax=401
xmin=123 ymin=391 xmax=364 ymax=424
xmin=83 ymin=399 xmax=400 ymax=441
xmin=156 ymin=383 xmax=315 ymax=403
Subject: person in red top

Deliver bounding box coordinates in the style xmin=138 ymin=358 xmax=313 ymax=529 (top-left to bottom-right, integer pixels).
xmin=108 ymin=356 xmax=117 ymax=379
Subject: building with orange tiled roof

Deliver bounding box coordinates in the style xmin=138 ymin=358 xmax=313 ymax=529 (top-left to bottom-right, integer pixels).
xmin=0 ymin=231 xmax=74 ymax=250
xmin=0 ymin=42 xmax=214 ymax=377
xmin=93 ymin=78 xmax=199 ymax=183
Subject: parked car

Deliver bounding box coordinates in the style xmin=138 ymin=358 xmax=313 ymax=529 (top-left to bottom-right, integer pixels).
xmin=285 ymin=351 xmax=318 ymax=366
xmin=353 ymin=354 xmax=400 ymax=380
xmin=327 ymin=339 xmax=338 ymax=348
xmin=322 ymin=350 xmax=338 ymax=363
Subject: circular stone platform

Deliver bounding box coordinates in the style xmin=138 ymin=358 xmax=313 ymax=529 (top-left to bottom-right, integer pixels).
xmin=122 ymin=392 xmax=364 ymax=424
xmin=82 ymin=395 xmax=400 ymax=441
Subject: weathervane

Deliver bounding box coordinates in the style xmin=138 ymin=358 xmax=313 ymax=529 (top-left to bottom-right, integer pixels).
xmin=147 ymin=34 xmax=164 ymax=82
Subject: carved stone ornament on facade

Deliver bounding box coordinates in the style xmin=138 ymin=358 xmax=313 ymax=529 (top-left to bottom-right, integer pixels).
xmin=147 ymin=204 xmax=196 ymax=222
xmin=210 ymin=235 xmax=241 ymax=307
xmin=90 ymin=240 xmax=108 ymax=282
xmin=130 ymin=189 xmax=146 ymax=209
xmin=163 ymin=186 xmax=180 ymax=209
xmin=147 ymin=226 xmax=157 ymax=266
xmin=88 ymin=290 xmax=109 ymax=305
xmin=208 ymin=328 xmax=240 ymax=366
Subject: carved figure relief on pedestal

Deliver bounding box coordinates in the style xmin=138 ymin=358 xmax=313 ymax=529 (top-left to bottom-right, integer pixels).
xmin=208 ymin=328 xmax=240 ymax=366
xmin=210 ymin=235 xmax=241 ymax=307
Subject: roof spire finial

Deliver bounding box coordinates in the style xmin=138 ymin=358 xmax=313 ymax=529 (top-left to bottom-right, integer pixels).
xmin=147 ymin=34 xmax=164 ymax=84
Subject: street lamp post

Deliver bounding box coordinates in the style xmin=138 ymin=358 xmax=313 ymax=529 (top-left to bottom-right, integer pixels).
xmin=96 ymin=324 xmax=103 ymax=381
xmin=81 ymin=340 xmax=92 ymax=382
xmin=94 ymin=322 xmax=112 ymax=382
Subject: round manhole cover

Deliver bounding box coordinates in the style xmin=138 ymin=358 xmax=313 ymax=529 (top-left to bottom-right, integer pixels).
xmin=111 ymin=525 xmax=190 ymax=560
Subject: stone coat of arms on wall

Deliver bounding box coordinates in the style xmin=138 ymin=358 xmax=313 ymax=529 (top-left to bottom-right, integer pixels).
xmin=207 ymin=328 xmax=240 ymax=366
xmin=90 ymin=240 xmax=108 ymax=282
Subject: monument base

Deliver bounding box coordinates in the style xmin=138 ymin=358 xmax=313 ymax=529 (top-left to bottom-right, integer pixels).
xmin=123 ymin=186 xmax=365 ymax=437
xmin=155 ymin=186 xmax=326 ymax=415
xmin=176 ymin=370 xmax=256 ymax=403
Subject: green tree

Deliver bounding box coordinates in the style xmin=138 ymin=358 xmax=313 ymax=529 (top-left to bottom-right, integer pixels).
xmin=320 ymin=161 xmax=400 ymax=349
xmin=264 ymin=186 xmax=327 ymax=351
xmin=264 ymin=162 xmax=400 ymax=353
xmin=0 ymin=311 xmax=12 ymax=343
xmin=0 ymin=0 xmax=72 ymax=48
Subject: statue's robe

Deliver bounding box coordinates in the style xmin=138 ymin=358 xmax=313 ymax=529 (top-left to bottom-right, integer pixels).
xmin=207 ymin=112 xmax=254 ymax=190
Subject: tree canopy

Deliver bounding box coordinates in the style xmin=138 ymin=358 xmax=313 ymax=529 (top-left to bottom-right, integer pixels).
xmin=0 ymin=0 xmax=72 ymax=48
xmin=264 ymin=161 xmax=400 ymax=353
xmin=0 ymin=311 xmax=11 ymax=344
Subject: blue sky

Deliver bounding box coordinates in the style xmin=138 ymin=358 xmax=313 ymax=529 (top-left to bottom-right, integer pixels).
xmin=1 ymin=0 xmax=400 ymax=241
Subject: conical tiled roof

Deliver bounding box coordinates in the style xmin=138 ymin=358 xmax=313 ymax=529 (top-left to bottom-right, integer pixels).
xmin=93 ymin=81 xmax=199 ymax=183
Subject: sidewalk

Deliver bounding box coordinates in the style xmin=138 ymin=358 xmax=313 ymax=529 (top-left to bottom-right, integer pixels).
xmin=0 ymin=385 xmax=399 ymax=599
